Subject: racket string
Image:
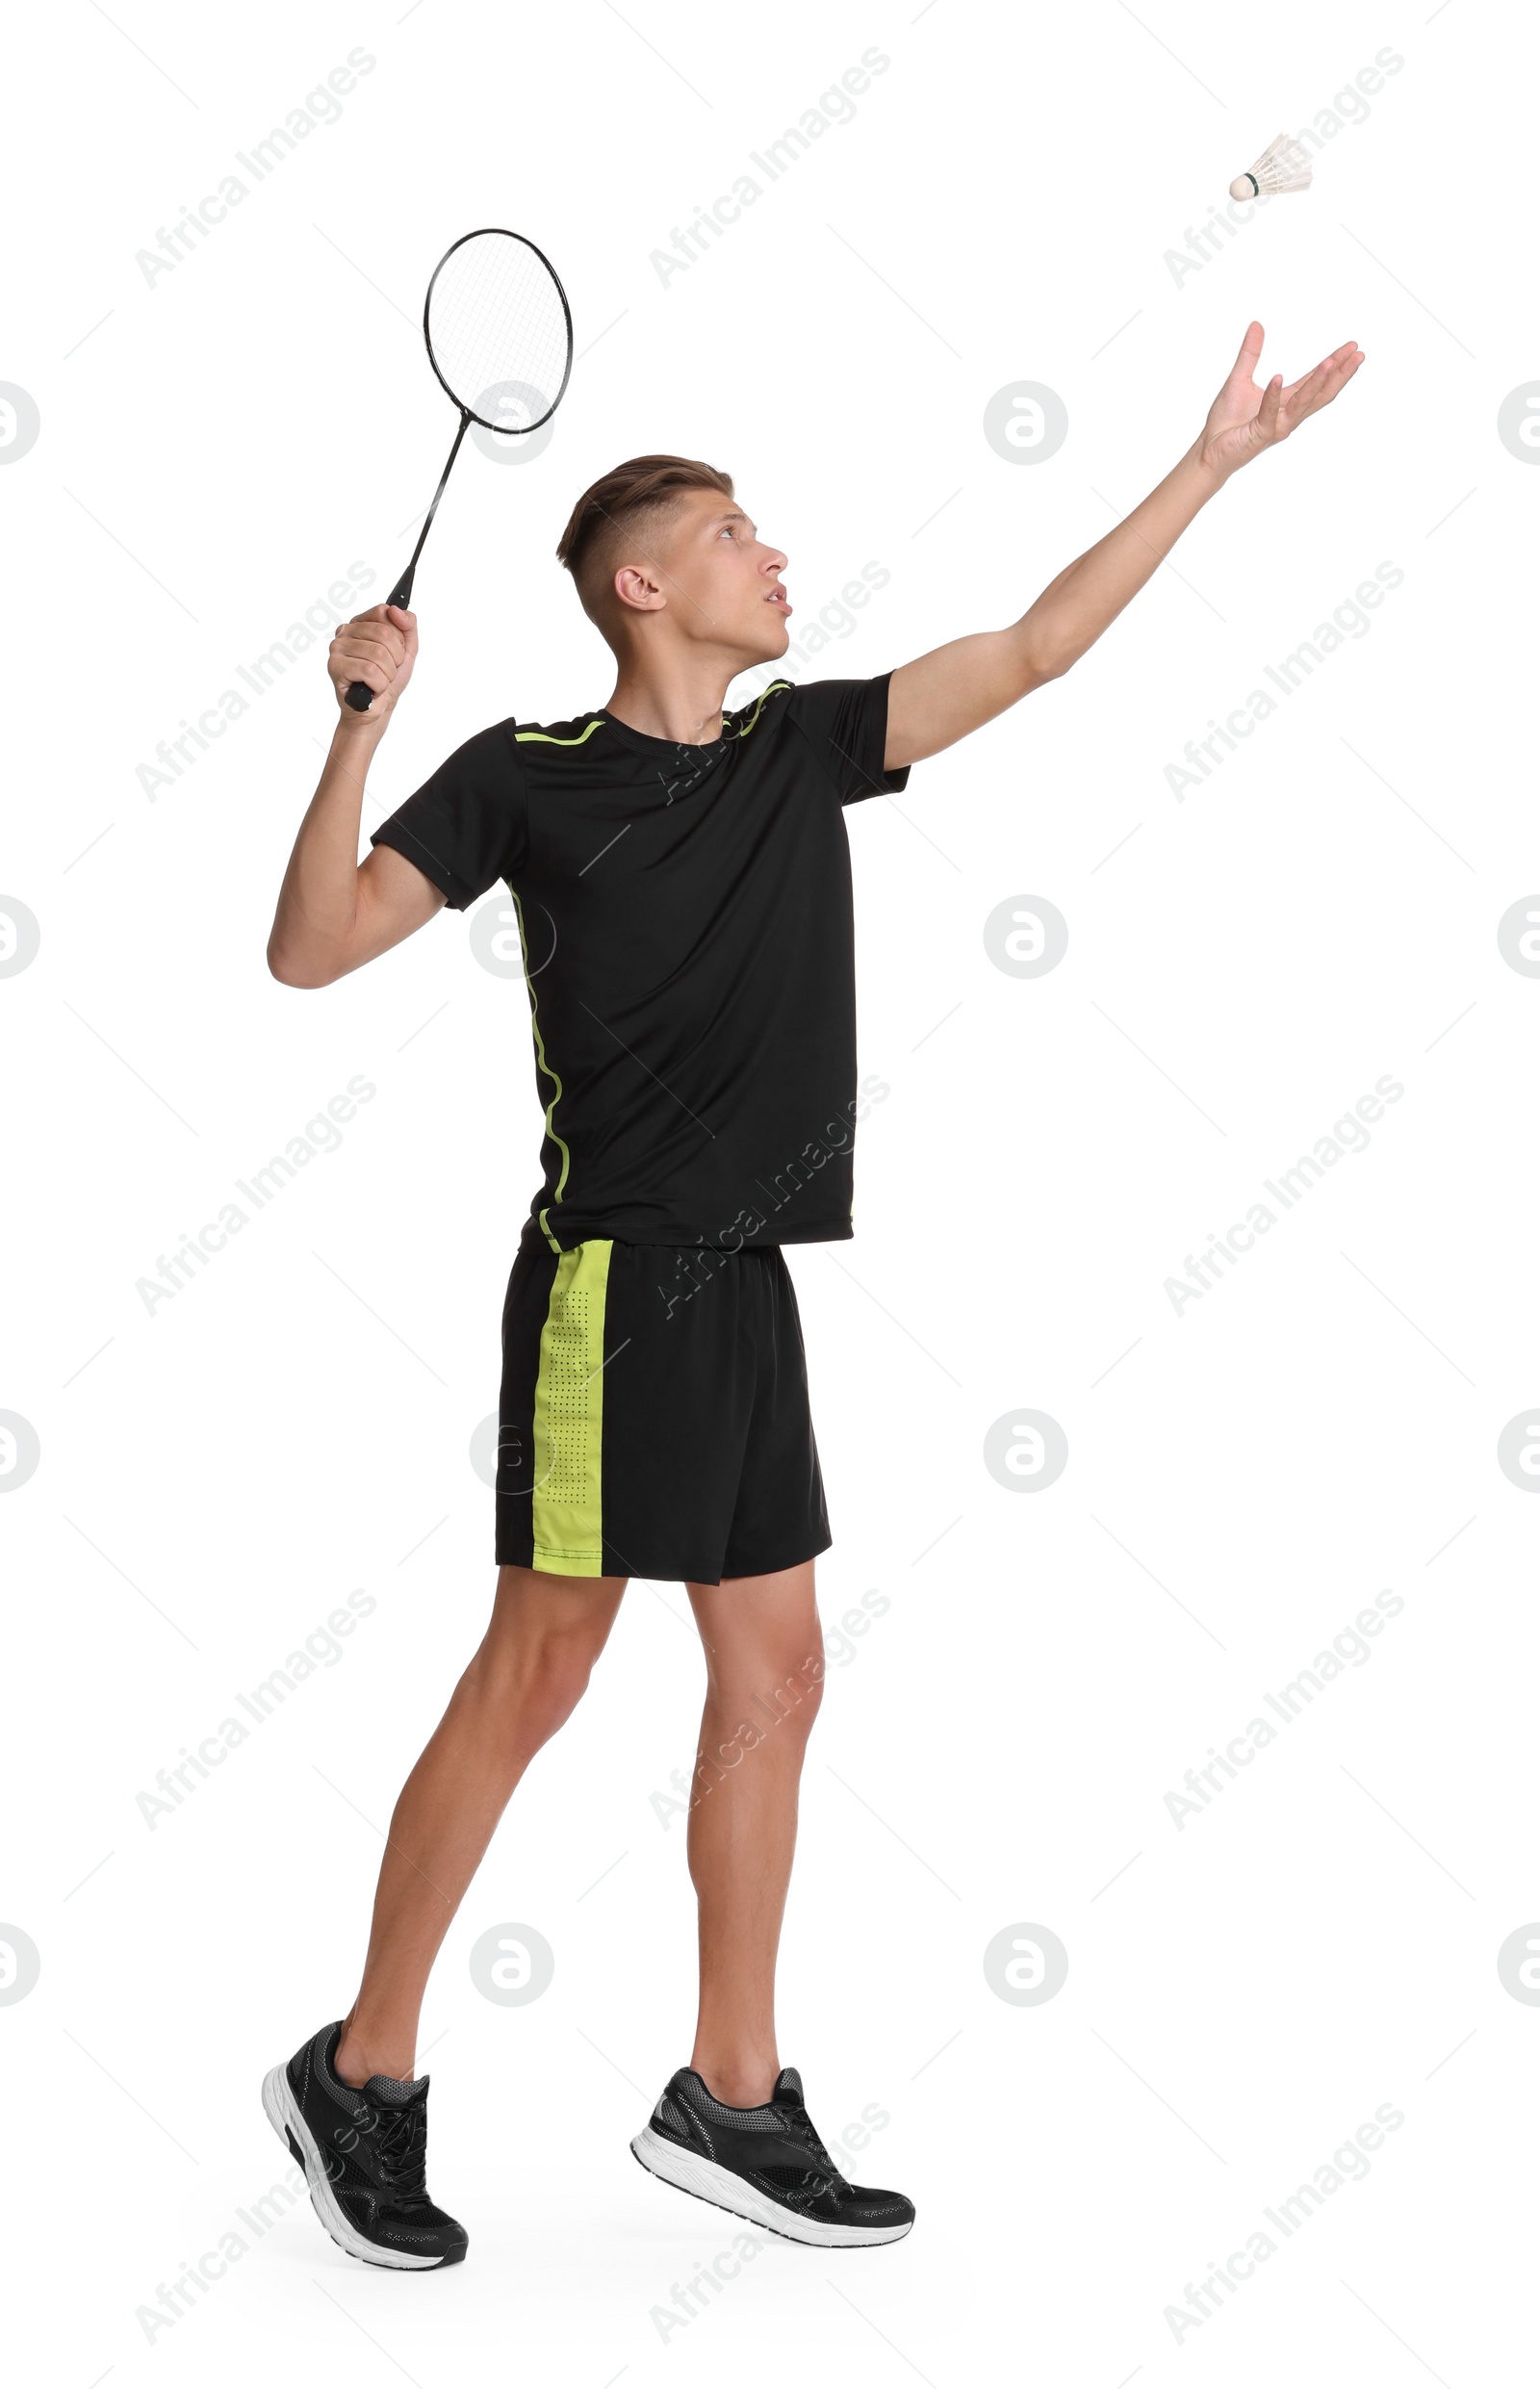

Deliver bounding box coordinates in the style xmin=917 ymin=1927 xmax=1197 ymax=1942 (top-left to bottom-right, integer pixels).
xmin=428 ymin=232 xmax=570 ymax=424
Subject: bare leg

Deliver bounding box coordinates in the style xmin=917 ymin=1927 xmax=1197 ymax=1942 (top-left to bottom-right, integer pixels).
xmin=683 ymin=1560 xmax=824 ymax=2106
xmin=333 ymin=1564 xmax=626 ymax=2087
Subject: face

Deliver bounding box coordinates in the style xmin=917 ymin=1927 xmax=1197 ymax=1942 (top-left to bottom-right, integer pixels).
xmin=615 ymin=487 xmax=791 ymax=665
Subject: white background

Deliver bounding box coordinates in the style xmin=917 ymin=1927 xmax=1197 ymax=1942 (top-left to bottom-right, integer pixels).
xmin=4 ymin=1 xmax=1536 ymax=2380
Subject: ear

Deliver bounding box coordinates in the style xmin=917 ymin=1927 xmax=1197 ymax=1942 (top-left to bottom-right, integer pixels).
xmin=613 ymin=561 xmax=667 ymax=614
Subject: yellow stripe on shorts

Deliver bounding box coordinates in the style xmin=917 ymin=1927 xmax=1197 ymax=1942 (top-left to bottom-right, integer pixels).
xmin=531 ymin=1240 xmax=611 ymax=1576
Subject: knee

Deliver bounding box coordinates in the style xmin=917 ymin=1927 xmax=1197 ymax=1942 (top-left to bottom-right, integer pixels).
xmin=721 ymin=1644 xmax=826 ymax=1747
xmin=524 ymin=1628 xmax=605 ymax=1741
xmin=468 ymin=1623 xmax=603 ymax=1747
xmin=783 ymin=1661 xmax=825 ymax=1743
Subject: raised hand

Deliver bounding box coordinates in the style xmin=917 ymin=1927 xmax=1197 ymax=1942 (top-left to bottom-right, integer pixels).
xmin=328 ymin=603 xmax=419 ymax=724
xmin=1197 ymin=321 xmax=1364 ymax=480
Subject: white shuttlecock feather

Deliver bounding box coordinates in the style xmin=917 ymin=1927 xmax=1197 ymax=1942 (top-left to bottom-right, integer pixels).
xmin=1229 ymin=133 xmax=1312 ymax=201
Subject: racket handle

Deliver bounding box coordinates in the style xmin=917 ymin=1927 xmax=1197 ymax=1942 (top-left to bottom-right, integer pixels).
xmin=342 ymin=566 xmax=417 ymax=713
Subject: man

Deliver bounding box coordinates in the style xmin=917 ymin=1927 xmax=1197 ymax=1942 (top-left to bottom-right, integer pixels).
xmin=262 ymin=322 xmax=1361 ymax=2268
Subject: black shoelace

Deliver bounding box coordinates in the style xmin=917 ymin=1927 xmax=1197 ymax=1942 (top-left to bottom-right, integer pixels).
xmin=779 ymin=2101 xmax=850 ymax=2201
xmin=368 ymin=2098 xmax=429 ymax=2204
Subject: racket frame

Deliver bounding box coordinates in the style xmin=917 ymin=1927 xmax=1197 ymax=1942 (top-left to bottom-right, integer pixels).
xmin=424 ymin=226 xmax=575 ymax=432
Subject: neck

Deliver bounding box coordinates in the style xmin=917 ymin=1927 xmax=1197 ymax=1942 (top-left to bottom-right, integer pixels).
xmin=603 ymin=645 xmax=742 ymax=746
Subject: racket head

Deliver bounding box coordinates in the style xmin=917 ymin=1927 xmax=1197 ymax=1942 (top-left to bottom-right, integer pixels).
xmin=423 ymin=227 xmax=574 ymax=434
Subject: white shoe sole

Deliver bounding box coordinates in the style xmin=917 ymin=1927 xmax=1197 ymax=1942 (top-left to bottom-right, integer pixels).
xmin=261 ymin=2063 xmax=446 ymax=2270
xmin=629 ymin=2124 xmax=913 ymax=2248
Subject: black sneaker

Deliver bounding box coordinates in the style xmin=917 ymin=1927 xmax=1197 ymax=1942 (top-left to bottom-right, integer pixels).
xmin=631 ymin=2066 xmax=914 ymax=2248
xmin=261 ymin=2020 xmax=468 ymax=2270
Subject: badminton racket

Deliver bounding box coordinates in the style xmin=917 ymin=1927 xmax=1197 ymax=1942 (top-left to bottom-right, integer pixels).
xmin=345 ymin=227 xmax=574 ymax=712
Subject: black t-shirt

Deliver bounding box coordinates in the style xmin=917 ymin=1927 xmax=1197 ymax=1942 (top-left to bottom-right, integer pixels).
xmin=371 ymin=675 xmax=911 ymax=1253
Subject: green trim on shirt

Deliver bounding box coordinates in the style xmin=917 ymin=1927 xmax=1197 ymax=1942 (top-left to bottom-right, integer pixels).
xmin=515 ymin=718 xmax=605 ymax=748
xmin=510 ymin=886 xmax=572 ymax=1252
xmin=733 ymin=681 xmax=791 ymax=739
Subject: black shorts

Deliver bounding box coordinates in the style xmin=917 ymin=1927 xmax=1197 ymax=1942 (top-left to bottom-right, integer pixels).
xmin=496 ymin=1236 xmax=831 ymax=1584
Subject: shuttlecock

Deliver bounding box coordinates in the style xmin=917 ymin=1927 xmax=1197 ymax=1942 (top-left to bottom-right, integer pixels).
xmin=1229 ymin=133 xmax=1312 ymax=201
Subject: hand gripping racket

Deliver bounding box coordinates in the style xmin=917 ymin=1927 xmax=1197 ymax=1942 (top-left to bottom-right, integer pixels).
xmin=345 ymin=227 xmax=574 ymax=711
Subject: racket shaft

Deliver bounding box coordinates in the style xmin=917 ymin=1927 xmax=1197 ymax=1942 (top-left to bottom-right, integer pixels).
xmin=345 ymin=416 xmax=470 ymax=712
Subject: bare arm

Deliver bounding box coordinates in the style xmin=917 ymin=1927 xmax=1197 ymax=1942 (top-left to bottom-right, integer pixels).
xmin=268 ymin=602 xmax=445 ymax=988
xmin=885 ymin=323 xmax=1364 ymax=771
